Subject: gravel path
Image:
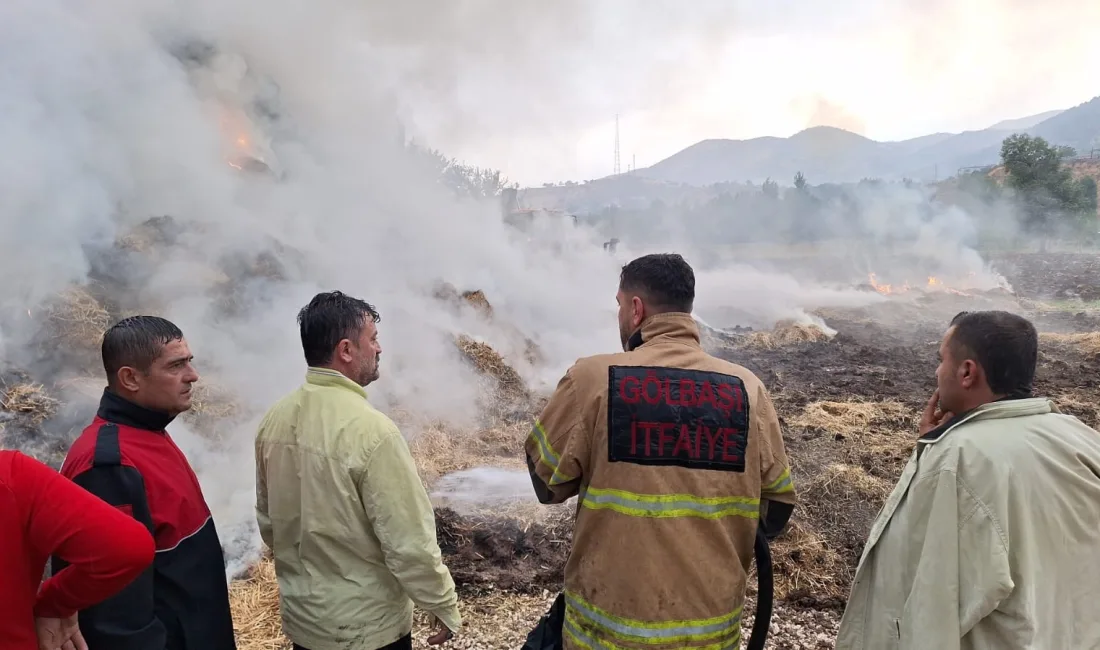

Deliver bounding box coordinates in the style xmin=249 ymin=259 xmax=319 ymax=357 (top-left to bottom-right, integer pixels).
xmin=410 ymin=591 xmax=841 ymax=649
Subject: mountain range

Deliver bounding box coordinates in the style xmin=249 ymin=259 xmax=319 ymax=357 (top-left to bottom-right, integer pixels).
xmin=627 ymin=96 xmax=1100 ymax=187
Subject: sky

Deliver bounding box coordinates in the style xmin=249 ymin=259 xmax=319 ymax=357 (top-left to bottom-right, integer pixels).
xmin=387 ymin=0 xmax=1100 ymax=187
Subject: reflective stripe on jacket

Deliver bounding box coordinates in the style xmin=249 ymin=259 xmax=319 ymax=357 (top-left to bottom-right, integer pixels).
xmin=836 ymin=397 xmax=1100 ymax=650
xmin=255 ymin=368 xmax=461 ymax=650
xmin=524 ymin=313 xmax=798 ymax=650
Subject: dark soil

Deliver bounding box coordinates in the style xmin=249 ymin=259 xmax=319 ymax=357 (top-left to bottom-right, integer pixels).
xmin=990 ymin=252 xmax=1100 ymax=301
xmin=435 ymin=507 xmax=572 ymax=596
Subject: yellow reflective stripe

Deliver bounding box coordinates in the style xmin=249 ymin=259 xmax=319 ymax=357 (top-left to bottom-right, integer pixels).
xmin=763 ymin=467 xmax=794 ymax=494
xmin=527 ymin=419 xmax=574 ymax=485
xmin=565 ymin=591 xmax=741 ymax=646
xmin=581 ymin=486 xmax=759 ymax=520
xmin=564 ymin=619 xmax=742 ymax=650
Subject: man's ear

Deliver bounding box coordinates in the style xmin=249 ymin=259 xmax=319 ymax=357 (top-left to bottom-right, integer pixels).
xmin=959 ymin=359 xmax=979 ymax=389
xmin=335 ymin=339 xmax=352 ymax=364
xmin=116 ymin=367 xmax=141 ymax=392
xmin=631 ymin=295 xmax=645 ymax=327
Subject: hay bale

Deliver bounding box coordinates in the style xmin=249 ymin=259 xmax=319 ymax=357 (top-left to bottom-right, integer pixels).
xmin=432 ymin=282 xmax=496 ymax=320
xmin=739 ymin=323 xmax=832 ymax=349
xmin=188 ymin=381 xmax=240 ymax=420
xmin=454 ymin=334 xmax=530 ymax=402
xmin=229 ymin=557 xmax=290 ymax=650
xmin=115 ymin=216 xmax=182 ymax=253
xmin=45 ymin=286 xmax=111 ymax=351
xmin=409 ymin=419 xmax=528 ymax=486
xmin=1040 ymin=332 xmax=1100 ymax=356
xmin=1 ymin=383 xmax=60 ymax=425
xmin=461 ymin=290 xmax=494 ymax=318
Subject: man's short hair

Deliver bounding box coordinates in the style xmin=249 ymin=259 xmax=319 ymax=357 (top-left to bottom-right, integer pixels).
xmin=949 ymin=310 xmax=1038 ymax=397
xmin=619 ymin=253 xmax=695 ymax=313
xmin=102 ymin=316 xmax=185 ymax=385
xmin=297 ymin=291 xmax=381 ymax=367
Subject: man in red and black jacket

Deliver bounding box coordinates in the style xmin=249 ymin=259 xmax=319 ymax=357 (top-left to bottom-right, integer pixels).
xmin=52 ymin=315 xmax=237 ymax=650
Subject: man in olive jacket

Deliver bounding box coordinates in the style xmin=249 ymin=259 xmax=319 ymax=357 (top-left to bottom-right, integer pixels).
xmin=836 ymin=310 xmax=1100 ymax=650
xmin=255 ymin=291 xmax=460 ymax=650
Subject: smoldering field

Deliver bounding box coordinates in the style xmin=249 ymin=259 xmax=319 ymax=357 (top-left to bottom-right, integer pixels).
xmin=2 ymin=2 xmax=1100 ymax=649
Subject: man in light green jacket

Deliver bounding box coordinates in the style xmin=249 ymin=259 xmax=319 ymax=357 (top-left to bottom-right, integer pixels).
xmin=255 ymin=291 xmax=461 ymax=650
xmin=836 ymin=310 xmax=1100 ymax=650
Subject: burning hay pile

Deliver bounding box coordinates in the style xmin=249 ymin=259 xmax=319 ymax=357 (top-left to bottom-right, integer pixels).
xmin=1 ymin=382 xmax=61 ymax=426
xmin=43 ymin=285 xmax=112 ymax=356
xmin=739 ymin=322 xmax=833 ymax=349
xmin=433 ymin=281 xmax=494 ymax=319
xmin=407 ymin=419 xmax=529 ymax=485
xmin=452 ymin=334 xmax=534 ymax=420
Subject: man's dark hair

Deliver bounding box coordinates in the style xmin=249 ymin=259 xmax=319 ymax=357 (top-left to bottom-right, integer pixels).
xmin=948 ymin=310 xmax=1038 ymax=397
xmin=619 ymin=253 xmax=695 ymax=313
xmin=102 ymin=315 xmax=185 ymax=386
xmin=297 ymin=291 xmax=381 ymax=367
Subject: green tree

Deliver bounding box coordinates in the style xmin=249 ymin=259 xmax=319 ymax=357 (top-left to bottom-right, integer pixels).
xmin=1001 ymin=133 xmax=1094 ymax=232
xmin=793 ymin=171 xmax=807 ymax=191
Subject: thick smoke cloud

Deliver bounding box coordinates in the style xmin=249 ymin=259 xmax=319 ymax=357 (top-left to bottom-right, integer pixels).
xmin=0 ymin=0 xmax=978 ymax=573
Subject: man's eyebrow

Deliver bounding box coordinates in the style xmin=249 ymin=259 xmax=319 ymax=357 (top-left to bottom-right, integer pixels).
xmin=165 ymin=355 xmax=194 ymax=365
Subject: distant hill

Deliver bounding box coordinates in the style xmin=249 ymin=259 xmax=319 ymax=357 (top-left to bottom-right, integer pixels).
xmin=624 ymin=98 xmax=1099 ymax=186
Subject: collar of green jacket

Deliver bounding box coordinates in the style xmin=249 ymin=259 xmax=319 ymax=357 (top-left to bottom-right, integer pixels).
xmin=626 ymin=312 xmax=701 ymax=351
xmin=919 ymin=396 xmax=1058 ymax=446
xmin=305 ymin=366 xmax=368 ymax=399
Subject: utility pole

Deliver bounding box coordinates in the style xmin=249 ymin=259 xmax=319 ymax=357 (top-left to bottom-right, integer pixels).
xmin=614 ymin=114 xmax=621 ymax=176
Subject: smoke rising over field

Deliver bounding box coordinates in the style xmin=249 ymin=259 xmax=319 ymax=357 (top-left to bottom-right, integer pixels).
xmin=0 ymin=0 xmax=1011 ymax=573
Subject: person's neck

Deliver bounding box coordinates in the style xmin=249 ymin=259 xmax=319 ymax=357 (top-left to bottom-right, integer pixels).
xmin=315 ymin=363 xmax=360 ymax=385
xmin=99 ymin=388 xmax=177 ymax=431
xmin=955 ymin=390 xmax=1003 ymax=415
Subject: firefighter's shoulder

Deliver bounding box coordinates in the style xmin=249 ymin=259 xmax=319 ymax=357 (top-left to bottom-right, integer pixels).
xmin=555 ymin=350 xmax=636 ymax=393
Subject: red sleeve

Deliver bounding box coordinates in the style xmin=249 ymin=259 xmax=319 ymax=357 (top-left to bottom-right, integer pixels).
xmin=12 ymin=452 xmax=155 ymax=618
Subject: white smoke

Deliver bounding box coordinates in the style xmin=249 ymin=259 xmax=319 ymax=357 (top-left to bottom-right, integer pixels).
xmin=0 ymin=0 xmax=987 ymax=576
xmin=430 ymin=467 xmax=537 ymax=511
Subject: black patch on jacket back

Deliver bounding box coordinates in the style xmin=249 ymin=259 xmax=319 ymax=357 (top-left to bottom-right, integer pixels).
xmin=607 ymin=365 xmax=749 ymax=472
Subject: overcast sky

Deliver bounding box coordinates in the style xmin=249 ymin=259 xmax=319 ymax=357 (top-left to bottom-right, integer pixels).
xmin=382 ymin=0 xmax=1100 ymax=187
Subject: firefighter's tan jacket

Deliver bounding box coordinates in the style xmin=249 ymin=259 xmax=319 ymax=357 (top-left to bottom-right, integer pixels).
xmin=836 ymin=397 xmax=1100 ymax=650
xmin=254 ymin=368 xmax=461 ymax=650
xmin=524 ymin=313 xmax=798 ymax=650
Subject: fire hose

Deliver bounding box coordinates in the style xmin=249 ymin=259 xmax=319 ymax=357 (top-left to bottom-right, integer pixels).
xmin=521 ymin=522 xmax=775 ymax=650
xmin=748 ymin=523 xmax=774 ymax=650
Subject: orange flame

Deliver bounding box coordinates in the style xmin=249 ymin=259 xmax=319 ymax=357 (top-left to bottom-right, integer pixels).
xmin=868 ymin=273 xmax=893 ymax=295
xmin=868 ymin=272 xmax=973 ymax=297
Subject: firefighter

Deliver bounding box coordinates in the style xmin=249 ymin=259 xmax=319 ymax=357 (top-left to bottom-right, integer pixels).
xmin=524 ymin=253 xmax=798 ymax=650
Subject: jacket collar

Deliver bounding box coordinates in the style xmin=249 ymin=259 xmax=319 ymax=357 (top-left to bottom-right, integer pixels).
xmin=626 ymin=312 xmax=701 ymax=352
xmin=97 ymin=389 xmax=176 ymax=432
xmin=918 ymin=396 xmax=1056 ymax=445
xmin=306 ymin=367 xmax=368 ymax=399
